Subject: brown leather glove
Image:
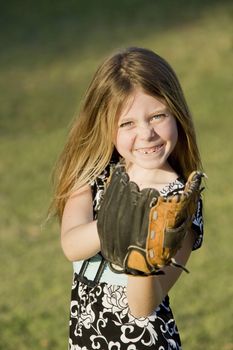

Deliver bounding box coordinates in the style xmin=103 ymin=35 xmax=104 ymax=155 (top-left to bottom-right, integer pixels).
xmin=97 ymin=165 xmax=205 ymax=276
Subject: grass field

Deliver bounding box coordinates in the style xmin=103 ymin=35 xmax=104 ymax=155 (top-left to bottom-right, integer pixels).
xmin=0 ymin=1 xmax=233 ymax=349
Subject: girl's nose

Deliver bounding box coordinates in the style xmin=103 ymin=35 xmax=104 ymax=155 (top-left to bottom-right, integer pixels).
xmin=137 ymin=124 xmax=156 ymax=140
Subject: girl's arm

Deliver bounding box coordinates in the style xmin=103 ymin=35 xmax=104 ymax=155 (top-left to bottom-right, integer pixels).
xmin=127 ymin=229 xmax=195 ymax=318
xmin=61 ymin=185 xmax=100 ymax=261
xmin=61 ymin=184 xmax=195 ymax=318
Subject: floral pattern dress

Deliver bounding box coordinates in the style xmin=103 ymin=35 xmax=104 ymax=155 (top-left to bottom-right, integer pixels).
xmin=69 ymin=162 xmax=204 ymax=350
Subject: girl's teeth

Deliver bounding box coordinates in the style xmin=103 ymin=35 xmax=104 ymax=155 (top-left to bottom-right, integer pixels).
xmin=138 ymin=145 xmax=162 ymax=154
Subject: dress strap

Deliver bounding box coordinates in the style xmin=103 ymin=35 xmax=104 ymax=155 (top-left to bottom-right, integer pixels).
xmin=78 ymin=259 xmax=90 ymax=277
xmin=76 ymin=256 xmax=107 ymax=288
xmin=93 ymin=256 xmax=107 ymax=284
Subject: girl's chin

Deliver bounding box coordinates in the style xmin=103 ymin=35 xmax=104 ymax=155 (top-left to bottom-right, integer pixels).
xmin=128 ymin=160 xmax=171 ymax=172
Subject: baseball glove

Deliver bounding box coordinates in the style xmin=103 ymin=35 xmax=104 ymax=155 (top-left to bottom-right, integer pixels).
xmin=97 ymin=165 xmax=205 ymax=276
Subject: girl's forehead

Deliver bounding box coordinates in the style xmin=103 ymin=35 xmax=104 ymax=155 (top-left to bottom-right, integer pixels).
xmin=118 ymin=88 xmax=168 ymax=119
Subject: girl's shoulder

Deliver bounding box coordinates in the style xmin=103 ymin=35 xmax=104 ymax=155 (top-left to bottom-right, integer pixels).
xmin=90 ymin=162 xmax=116 ymax=216
xmin=90 ymin=150 xmax=119 ymax=193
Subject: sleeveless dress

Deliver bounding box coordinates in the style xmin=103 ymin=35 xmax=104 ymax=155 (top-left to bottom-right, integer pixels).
xmin=68 ymin=163 xmax=204 ymax=350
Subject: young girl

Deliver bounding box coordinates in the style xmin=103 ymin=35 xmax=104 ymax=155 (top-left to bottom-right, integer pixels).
xmin=51 ymin=47 xmax=204 ymax=349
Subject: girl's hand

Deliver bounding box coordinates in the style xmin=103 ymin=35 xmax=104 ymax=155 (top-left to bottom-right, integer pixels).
xmin=127 ymin=228 xmax=195 ymax=318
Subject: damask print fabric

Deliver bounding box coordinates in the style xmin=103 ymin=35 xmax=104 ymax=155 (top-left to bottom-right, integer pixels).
xmin=69 ymin=164 xmax=204 ymax=349
xmin=69 ymin=277 xmax=181 ymax=350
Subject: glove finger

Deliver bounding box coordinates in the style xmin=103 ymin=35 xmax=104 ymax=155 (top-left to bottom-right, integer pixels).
xmin=184 ymin=171 xmax=205 ymax=195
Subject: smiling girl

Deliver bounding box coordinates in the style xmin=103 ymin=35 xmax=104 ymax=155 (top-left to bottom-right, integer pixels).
xmin=51 ymin=47 xmax=204 ymax=349
xmin=116 ymin=89 xmax=179 ymax=191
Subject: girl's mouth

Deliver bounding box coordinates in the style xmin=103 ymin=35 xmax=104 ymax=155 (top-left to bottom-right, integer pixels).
xmin=136 ymin=144 xmax=164 ymax=154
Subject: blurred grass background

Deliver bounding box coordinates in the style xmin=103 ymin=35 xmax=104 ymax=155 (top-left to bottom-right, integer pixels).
xmin=0 ymin=0 xmax=232 ymax=349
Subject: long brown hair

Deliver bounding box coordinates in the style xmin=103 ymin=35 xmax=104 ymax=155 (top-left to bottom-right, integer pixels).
xmin=50 ymin=47 xmax=202 ymax=220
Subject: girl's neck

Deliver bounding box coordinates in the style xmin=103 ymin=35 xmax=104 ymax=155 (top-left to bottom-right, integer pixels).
xmin=127 ymin=163 xmax=178 ymax=191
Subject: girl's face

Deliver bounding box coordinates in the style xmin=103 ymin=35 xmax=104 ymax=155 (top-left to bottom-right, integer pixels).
xmin=115 ymin=89 xmax=178 ymax=172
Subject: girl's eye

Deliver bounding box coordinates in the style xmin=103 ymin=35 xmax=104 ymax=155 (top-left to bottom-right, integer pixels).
xmin=151 ymin=114 xmax=166 ymax=122
xmin=119 ymin=121 xmax=134 ymax=128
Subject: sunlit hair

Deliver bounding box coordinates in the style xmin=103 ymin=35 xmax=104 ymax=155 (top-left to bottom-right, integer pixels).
xmin=50 ymin=47 xmax=202 ymax=220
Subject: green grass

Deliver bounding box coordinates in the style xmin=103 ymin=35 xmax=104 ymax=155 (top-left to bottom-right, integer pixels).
xmin=0 ymin=1 xmax=233 ymax=349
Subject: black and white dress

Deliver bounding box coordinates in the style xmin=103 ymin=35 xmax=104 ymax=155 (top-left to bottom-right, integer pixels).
xmin=69 ymin=163 xmax=204 ymax=350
